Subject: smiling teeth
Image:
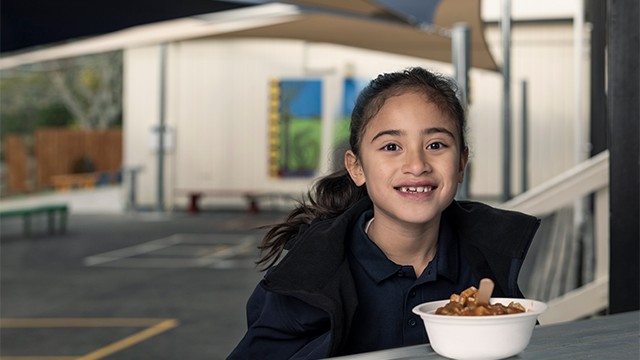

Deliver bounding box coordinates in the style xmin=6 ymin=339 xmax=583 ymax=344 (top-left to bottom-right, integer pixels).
xmin=400 ymin=186 xmax=432 ymax=193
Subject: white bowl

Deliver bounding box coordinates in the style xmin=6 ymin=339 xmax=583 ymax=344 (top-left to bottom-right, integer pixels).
xmin=412 ymin=298 xmax=547 ymax=360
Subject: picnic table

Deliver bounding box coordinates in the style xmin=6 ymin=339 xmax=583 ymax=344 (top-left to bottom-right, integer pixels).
xmin=176 ymin=189 xmax=296 ymax=214
xmin=329 ymin=310 xmax=639 ymax=359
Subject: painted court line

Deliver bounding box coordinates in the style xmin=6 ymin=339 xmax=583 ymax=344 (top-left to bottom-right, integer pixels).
xmin=0 ymin=318 xmax=178 ymax=360
xmin=0 ymin=356 xmax=76 ymax=360
xmin=0 ymin=318 xmax=174 ymax=327
xmin=83 ymin=233 xmax=258 ymax=268
xmin=83 ymin=235 xmax=182 ymax=266
xmin=76 ymin=320 xmax=178 ymax=360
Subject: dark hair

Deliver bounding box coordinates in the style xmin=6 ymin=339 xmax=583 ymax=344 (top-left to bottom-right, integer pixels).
xmin=256 ymin=67 xmax=467 ymax=269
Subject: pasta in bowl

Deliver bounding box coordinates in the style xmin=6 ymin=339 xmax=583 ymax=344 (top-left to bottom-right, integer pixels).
xmin=412 ymin=287 xmax=547 ymax=360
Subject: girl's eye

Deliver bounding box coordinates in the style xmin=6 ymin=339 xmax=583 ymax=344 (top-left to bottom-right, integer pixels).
xmin=383 ymin=143 xmax=400 ymax=151
xmin=427 ymin=142 xmax=446 ymax=150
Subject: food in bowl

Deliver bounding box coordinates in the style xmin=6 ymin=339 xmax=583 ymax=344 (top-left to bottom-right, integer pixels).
xmin=435 ymin=286 xmax=526 ymax=316
xmin=413 ymin=293 xmax=547 ymax=360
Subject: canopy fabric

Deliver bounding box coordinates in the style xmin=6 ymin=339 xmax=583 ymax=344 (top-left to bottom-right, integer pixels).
xmin=0 ymin=0 xmax=497 ymax=71
xmin=213 ymin=1 xmax=497 ymax=70
xmin=276 ymin=0 xmax=403 ymax=18
xmin=276 ymin=0 xmax=439 ymax=24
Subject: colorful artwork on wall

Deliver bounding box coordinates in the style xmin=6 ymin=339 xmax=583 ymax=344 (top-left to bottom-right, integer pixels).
xmin=329 ymin=77 xmax=368 ymax=171
xmin=268 ymin=78 xmax=322 ymax=178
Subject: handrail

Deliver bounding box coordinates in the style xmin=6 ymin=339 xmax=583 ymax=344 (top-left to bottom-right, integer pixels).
xmin=500 ymin=150 xmax=609 ymax=216
xmin=500 ymin=150 xmax=610 ymax=325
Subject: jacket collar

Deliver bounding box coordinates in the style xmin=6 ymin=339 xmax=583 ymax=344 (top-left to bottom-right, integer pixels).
xmin=445 ymin=200 xmax=540 ymax=260
xmin=444 ymin=200 xmax=540 ymax=296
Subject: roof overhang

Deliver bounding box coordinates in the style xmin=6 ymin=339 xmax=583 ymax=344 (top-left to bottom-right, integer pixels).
xmin=0 ymin=1 xmax=497 ymax=71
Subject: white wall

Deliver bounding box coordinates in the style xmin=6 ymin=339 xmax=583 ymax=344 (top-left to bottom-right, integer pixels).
xmin=482 ymin=0 xmax=576 ymax=22
xmin=170 ymin=39 xmax=313 ymax=208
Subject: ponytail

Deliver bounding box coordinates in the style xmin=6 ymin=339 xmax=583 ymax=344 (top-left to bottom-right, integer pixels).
xmin=256 ymin=169 xmax=367 ymax=270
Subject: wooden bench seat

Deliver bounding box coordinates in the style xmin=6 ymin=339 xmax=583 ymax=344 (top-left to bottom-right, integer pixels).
xmin=50 ymin=171 xmax=122 ymax=191
xmin=51 ymin=174 xmax=97 ymax=191
xmin=0 ymin=204 xmax=69 ymax=236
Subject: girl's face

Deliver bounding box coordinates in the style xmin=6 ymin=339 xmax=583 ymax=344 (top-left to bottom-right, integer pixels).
xmin=345 ymin=91 xmax=468 ymax=229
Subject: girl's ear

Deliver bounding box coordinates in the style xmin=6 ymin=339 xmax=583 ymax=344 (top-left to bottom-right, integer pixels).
xmin=458 ymin=147 xmax=469 ymax=183
xmin=345 ymin=150 xmax=366 ymax=186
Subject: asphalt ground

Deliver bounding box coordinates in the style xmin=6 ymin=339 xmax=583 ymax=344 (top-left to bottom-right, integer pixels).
xmin=0 ymin=207 xmax=287 ymax=359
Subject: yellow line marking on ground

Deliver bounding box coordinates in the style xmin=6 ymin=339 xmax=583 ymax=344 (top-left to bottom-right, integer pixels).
xmin=0 ymin=357 xmax=77 ymax=360
xmin=0 ymin=318 xmax=179 ymax=360
xmin=76 ymin=319 xmax=179 ymax=360
xmin=0 ymin=318 xmax=171 ymax=327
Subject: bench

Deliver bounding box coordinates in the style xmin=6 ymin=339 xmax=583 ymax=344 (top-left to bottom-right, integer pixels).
xmin=0 ymin=204 xmax=68 ymax=237
xmin=176 ymin=190 xmax=297 ymax=214
xmin=51 ymin=173 xmax=98 ymax=191
xmin=50 ymin=171 xmax=122 ymax=191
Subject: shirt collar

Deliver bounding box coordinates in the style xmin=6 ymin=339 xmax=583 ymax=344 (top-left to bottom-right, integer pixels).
xmin=349 ymin=210 xmax=459 ymax=284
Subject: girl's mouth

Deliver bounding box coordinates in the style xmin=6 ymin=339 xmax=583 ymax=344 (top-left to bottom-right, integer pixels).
xmin=397 ymin=186 xmax=434 ymax=193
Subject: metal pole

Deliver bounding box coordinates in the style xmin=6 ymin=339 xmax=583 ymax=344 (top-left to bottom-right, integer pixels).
xmin=520 ymin=79 xmax=528 ymax=193
xmin=588 ymin=0 xmax=607 ymax=156
xmin=574 ymin=0 xmax=586 ymax=165
xmin=157 ymin=43 xmax=167 ymax=211
xmin=127 ymin=166 xmax=141 ymax=211
xmin=501 ymin=0 xmax=512 ymax=202
xmin=452 ymin=23 xmax=471 ymax=199
xmin=572 ymin=0 xmax=587 ymax=291
xmin=452 ymin=23 xmax=470 ymax=109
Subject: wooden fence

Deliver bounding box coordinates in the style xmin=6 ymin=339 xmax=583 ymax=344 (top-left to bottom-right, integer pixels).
xmin=2 ymin=128 xmax=122 ymax=193
xmin=2 ymin=135 xmax=29 ymax=192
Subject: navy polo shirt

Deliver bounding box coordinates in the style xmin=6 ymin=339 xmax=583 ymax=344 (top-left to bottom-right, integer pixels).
xmin=343 ymin=210 xmax=478 ymax=355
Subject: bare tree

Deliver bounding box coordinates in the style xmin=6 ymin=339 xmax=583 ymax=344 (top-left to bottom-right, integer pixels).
xmin=48 ymin=51 xmax=122 ymax=130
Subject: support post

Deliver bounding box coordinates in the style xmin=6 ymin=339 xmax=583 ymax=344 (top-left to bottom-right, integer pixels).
xmin=452 ymin=23 xmax=471 ymax=199
xmin=607 ymin=0 xmax=639 ymax=314
xmin=157 ymin=43 xmax=167 ymax=212
xmin=520 ymin=79 xmax=528 ymax=193
xmin=501 ymin=0 xmax=512 ymax=202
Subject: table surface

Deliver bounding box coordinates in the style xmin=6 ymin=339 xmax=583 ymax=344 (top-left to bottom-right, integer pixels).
xmin=329 ymin=310 xmax=639 ymax=360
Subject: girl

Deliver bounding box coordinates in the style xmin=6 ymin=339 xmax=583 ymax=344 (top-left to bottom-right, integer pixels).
xmin=228 ymin=67 xmax=540 ymax=359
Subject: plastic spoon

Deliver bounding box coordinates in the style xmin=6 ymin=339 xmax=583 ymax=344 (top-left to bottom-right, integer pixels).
xmin=476 ymin=278 xmax=495 ymax=306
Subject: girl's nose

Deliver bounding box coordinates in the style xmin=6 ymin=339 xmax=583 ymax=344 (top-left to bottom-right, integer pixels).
xmin=401 ymin=150 xmax=432 ymax=175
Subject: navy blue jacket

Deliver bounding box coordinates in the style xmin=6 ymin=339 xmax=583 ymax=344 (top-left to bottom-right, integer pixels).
xmin=228 ymin=197 xmax=540 ymax=359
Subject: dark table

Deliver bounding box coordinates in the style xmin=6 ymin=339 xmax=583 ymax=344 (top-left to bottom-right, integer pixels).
xmin=329 ymin=310 xmax=639 ymax=359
